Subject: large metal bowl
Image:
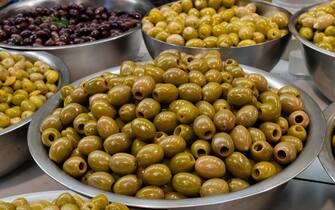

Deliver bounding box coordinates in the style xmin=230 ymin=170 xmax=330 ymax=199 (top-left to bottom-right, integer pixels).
xmin=319 ymin=103 xmax=335 ymax=183
xmin=1 ymin=190 xmax=75 ymax=201
xmin=142 ymin=0 xmax=291 ymax=72
xmin=28 ymin=63 xmax=325 ymax=209
xmin=0 ymin=49 xmax=70 ymax=177
xmin=288 ymin=3 xmax=335 ymax=102
xmin=0 ymin=0 xmax=153 ymax=81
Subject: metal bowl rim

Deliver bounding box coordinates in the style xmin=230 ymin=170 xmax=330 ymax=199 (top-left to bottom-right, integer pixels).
xmin=141 ymin=0 xmax=292 ymax=50
xmin=0 ymin=0 xmax=153 ymax=51
xmin=28 ymin=64 xmax=325 ymax=209
xmin=0 ymin=49 xmax=70 ymax=137
xmin=288 ymin=2 xmax=335 ymax=58
xmin=0 ymin=190 xmax=78 ymax=201
xmin=319 ymin=103 xmax=335 ymax=183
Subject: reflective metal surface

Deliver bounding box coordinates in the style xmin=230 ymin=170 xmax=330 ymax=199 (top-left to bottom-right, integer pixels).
xmin=1 ymin=190 xmax=76 ymax=201
xmin=28 ymin=63 xmax=325 ymax=209
xmin=0 ymin=0 xmax=153 ymax=81
xmin=289 ymin=3 xmax=335 ymax=102
xmin=319 ymin=103 xmax=335 ymax=183
xmin=0 ymin=49 xmax=70 ymax=177
xmin=142 ymin=0 xmax=291 ymax=72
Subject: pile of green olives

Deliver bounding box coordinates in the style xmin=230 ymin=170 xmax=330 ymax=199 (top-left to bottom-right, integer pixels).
xmin=142 ymin=0 xmax=289 ymax=48
xmin=40 ymin=49 xmax=309 ymax=199
xmin=0 ymin=193 xmax=129 ymax=210
xmin=297 ymin=1 xmax=335 ymax=52
xmin=0 ymin=51 xmax=60 ymax=129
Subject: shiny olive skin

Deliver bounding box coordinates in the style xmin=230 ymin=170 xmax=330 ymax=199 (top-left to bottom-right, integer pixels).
xmin=73 ymin=113 xmax=91 ymax=134
xmin=60 ymin=103 xmax=86 ymax=125
xmin=211 ymin=132 xmax=235 ymax=158
xmin=174 ymin=124 xmax=195 ymax=144
xmin=202 ymin=82 xmax=222 ymax=103
xmin=136 ymin=144 xmax=164 ymax=167
xmin=258 ymin=91 xmax=282 ymax=122
xmin=276 ymin=117 xmax=289 ymax=134
xmin=143 ymin=164 xmax=172 ymax=186
xmin=196 ymin=101 xmax=215 ymax=119
xmin=70 ymin=87 xmax=88 ymax=104
xmin=248 ymin=127 xmax=266 ymax=143
xmin=158 ymin=135 xmax=187 ymax=157
xmin=87 ymin=171 xmax=115 ymax=191
xmin=176 ymin=104 xmax=200 ymax=124
xmin=252 ymin=161 xmax=277 ymax=182
xmin=235 ymin=105 xmax=258 ymax=127
xmin=213 ymin=109 xmax=236 ymax=132
xmin=163 ymin=68 xmax=189 ymax=86
xmin=88 ymin=150 xmax=111 ymax=172
xmin=247 ymin=73 xmax=268 ymax=92
xmin=121 ymin=123 xmax=135 ymax=139
xmin=169 ymin=152 xmax=195 ymax=174
xmin=113 ymin=175 xmax=141 ymax=196
xmin=41 ymin=128 xmax=61 ymax=147
xmin=131 ymin=139 xmax=147 ymax=156
xmin=225 ymin=152 xmax=252 ymax=179
xmin=188 ymin=58 xmax=209 ymax=73
xmin=230 ymin=125 xmax=252 ymax=152
xmin=259 ymin=122 xmax=282 ymax=143
xmin=169 ymin=99 xmax=193 ymax=112
xmin=103 ymin=133 xmax=131 ymax=155
xmin=273 ymin=142 xmax=297 ymax=165
xmin=136 ymin=98 xmax=161 ymax=119
xmin=165 ymin=192 xmax=187 ymax=200
xmin=119 ymin=104 xmax=136 ymax=123
xmin=154 ymin=131 xmax=168 ymax=144
xmin=205 ymin=69 xmax=223 ymax=83
xmin=279 ymin=94 xmax=303 ymax=114
xmin=154 ymin=111 xmax=178 ymax=133
xmin=89 ymin=93 xmax=108 ymax=107
xmin=132 ymin=76 xmax=156 ymax=100
xmin=250 ymin=141 xmax=273 ymax=161
xmin=63 ymin=156 xmax=87 ymax=178
xmin=77 ymin=136 xmax=102 ymax=156
xmin=281 ymin=135 xmax=303 ymax=152
xmin=91 ymin=99 xmax=116 ymax=119
xmin=288 ymin=110 xmax=310 ymax=128
xmin=227 ymin=87 xmax=253 ymax=106
xmin=191 ymin=139 xmax=211 ymax=158
xmin=107 ymin=85 xmax=132 ymax=107
xmin=228 ymin=178 xmax=250 ymax=192
xmin=178 ymin=83 xmax=202 ymax=102
xmin=84 ymin=77 xmax=108 ymax=95
xmin=200 ymin=178 xmax=229 ymax=197
xmin=49 ymin=137 xmax=74 ymax=164
xmin=153 ymin=83 xmax=179 ymax=104
xmin=131 ymin=118 xmax=156 ymax=141
xmin=109 ymin=153 xmax=137 ymax=175
xmin=287 ymin=125 xmax=307 ymax=141
xmin=189 ymin=71 xmax=207 ymax=87
xmin=96 ymin=116 xmax=119 ymax=139
xmin=195 ymin=155 xmax=226 ymax=178
xmin=136 ymin=186 xmax=165 ymax=199
xmin=172 ymin=172 xmax=202 ymax=197
xmin=193 ymin=115 xmax=216 ymax=140
xmin=213 ymin=99 xmax=231 ymax=112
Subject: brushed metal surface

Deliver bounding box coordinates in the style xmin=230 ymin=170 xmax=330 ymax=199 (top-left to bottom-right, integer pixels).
xmin=0 ymin=49 xmax=70 ymax=177
xmin=0 ymin=0 xmax=154 ymax=81
xmin=28 ymin=63 xmax=325 ymax=209
xmin=142 ymin=0 xmax=291 ymax=72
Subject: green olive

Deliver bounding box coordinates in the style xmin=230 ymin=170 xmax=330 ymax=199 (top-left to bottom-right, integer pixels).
xmin=136 ymin=186 xmax=165 ymax=199
xmin=153 ymin=83 xmax=179 ymax=104
xmin=172 ymin=172 xmax=202 ymax=197
xmin=200 ymin=178 xmax=229 ymax=197
xmin=158 ymin=135 xmax=187 ymax=157
xmin=211 ymin=132 xmax=234 ymax=158
xmin=230 ymin=125 xmax=252 ymax=152
xmin=136 ymin=98 xmax=161 ymax=120
xmin=143 ymin=164 xmax=172 ymax=186
xmin=228 ymin=178 xmax=250 ymax=192
xmin=113 ymin=174 xmax=141 ymax=196
xmin=251 ymin=161 xmax=277 ymax=182
xmin=191 ymin=139 xmax=211 ymax=158
xmin=225 ymin=152 xmax=252 ymax=179
xmin=109 ymin=153 xmax=137 ymax=175
xmin=136 ymin=144 xmax=164 ymax=167
xmin=154 ymin=111 xmax=178 ymax=133
xmin=131 ymin=118 xmax=156 ymax=141
xmin=169 ymin=152 xmax=195 ymax=174
xmin=195 ymin=155 xmax=226 ymax=178
xmin=193 ymin=115 xmax=216 ymax=140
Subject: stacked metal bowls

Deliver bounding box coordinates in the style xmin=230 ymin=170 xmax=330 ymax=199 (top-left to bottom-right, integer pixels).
xmin=0 ymin=0 xmax=153 ymax=81
xmin=28 ymin=63 xmax=325 ymax=210
xmin=142 ymin=0 xmax=292 ymax=72
xmin=0 ymin=50 xmax=70 ymax=177
xmin=289 ymin=2 xmax=335 ymax=102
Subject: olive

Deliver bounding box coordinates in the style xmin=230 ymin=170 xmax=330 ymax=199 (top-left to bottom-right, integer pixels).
xmin=172 ymin=172 xmax=202 ymax=197
xmin=158 ymin=135 xmax=187 ymax=157
xmin=200 ymin=178 xmax=229 ymax=197
xmin=211 ymin=132 xmax=234 ymax=158
xmin=225 ymin=152 xmax=252 ymax=179
xmin=195 ymin=155 xmax=226 ymax=178
xmin=169 ymin=152 xmax=195 ymax=174
xmin=193 ymin=115 xmax=216 ymax=140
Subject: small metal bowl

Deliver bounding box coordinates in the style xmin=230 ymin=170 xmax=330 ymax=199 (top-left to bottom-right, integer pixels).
xmin=28 ymin=64 xmax=325 ymax=209
xmin=0 ymin=0 xmax=153 ymax=81
xmin=289 ymin=3 xmax=335 ymax=102
xmin=142 ymin=0 xmax=291 ymax=72
xmin=319 ymin=103 xmax=335 ymax=183
xmin=0 ymin=50 xmax=70 ymax=177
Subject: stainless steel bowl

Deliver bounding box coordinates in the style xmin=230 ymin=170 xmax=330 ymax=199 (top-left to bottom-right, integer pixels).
xmin=0 ymin=0 xmax=153 ymax=81
xmin=319 ymin=103 xmax=335 ymax=183
xmin=0 ymin=49 xmax=70 ymax=177
xmin=1 ymin=190 xmax=75 ymax=201
xmin=28 ymin=64 xmax=325 ymax=209
xmin=288 ymin=3 xmax=335 ymax=102
xmin=142 ymin=0 xmax=291 ymax=72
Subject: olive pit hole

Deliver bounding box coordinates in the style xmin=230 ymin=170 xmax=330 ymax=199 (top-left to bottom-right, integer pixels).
xmin=254 ymin=169 xmax=260 ymax=177
xmin=175 ymin=127 xmax=181 ymax=135
xmin=156 ymin=132 xmax=164 ymax=138
xmin=204 ymin=131 xmax=212 ymax=138
xmin=277 ymin=150 xmax=287 ymax=159
xmin=78 ymin=124 xmax=84 ymax=130
xmin=137 ymin=111 xmax=144 ymax=118
xmin=197 ymin=149 xmax=206 ymax=156
xmin=153 ymin=91 xmax=158 ymax=98
xmin=134 ymin=92 xmax=143 ymax=99
xmin=226 ymin=59 xmax=233 ymax=65
xmin=272 ymin=129 xmax=280 ymax=138
xmin=220 ymin=146 xmax=229 ymax=154
xmin=79 ymin=162 xmax=85 ymax=170
xmin=187 ymin=57 xmax=193 ymax=62
xmin=254 ymin=144 xmax=263 ymax=152
xmin=294 ymin=115 xmax=304 ymax=124
xmin=48 ymin=134 xmax=55 ymax=141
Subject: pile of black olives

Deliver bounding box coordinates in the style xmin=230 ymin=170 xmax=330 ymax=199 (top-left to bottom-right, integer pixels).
xmin=40 ymin=49 xmax=309 ymax=199
xmin=0 ymin=3 xmax=142 ymax=46
xmin=0 ymin=193 xmax=129 ymax=210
